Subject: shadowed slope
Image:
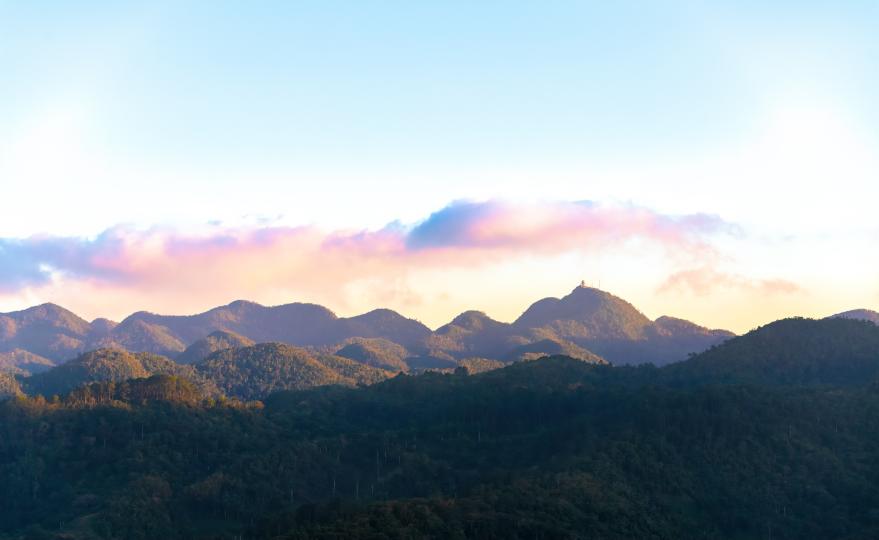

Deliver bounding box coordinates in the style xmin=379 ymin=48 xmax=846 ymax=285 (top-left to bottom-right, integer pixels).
xmin=0 ymin=349 xmax=55 ymax=375
xmin=666 ymin=317 xmax=879 ymax=386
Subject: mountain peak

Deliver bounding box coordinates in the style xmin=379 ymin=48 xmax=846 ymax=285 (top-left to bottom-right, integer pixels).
xmin=514 ymin=286 xmax=651 ymax=337
xmin=830 ymin=309 xmax=879 ymax=325
xmin=447 ymin=310 xmax=502 ymax=331
xmin=226 ymin=299 xmax=264 ymax=310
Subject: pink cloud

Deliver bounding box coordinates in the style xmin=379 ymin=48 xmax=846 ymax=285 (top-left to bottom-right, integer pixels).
xmin=0 ymin=200 xmax=733 ymax=309
xmin=658 ymin=266 xmax=802 ymax=297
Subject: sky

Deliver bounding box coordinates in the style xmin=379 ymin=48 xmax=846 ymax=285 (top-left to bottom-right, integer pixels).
xmin=1 ymin=1 xmax=877 ymax=333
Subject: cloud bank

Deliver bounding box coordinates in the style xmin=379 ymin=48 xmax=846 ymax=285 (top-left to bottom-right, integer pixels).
xmin=0 ymin=200 xmax=731 ymax=296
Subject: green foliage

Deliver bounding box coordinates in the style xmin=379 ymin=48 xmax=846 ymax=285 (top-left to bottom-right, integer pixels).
xmin=506 ymin=337 xmax=607 ymax=364
xmin=2 ymin=319 xmax=879 ymax=538
xmin=455 ymin=357 xmax=504 ymax=374
xmin=25 ymin=349 xmax=150 ymax=396
xmin=65 ymin=375 xmax=205 ymax=407
xmin=0 ymin=372 xmax=22 ymax=400
xmin=177 ymin=330 xmax=256 ymax=364
xmin=23 ymin=349 xmax=221 ymax=398
xmin=665 ymin=317 xmax=879 ymax=386
xmin=335 ymin=337 xmax=410 ymax=372
xmin=196 ymin=342 xmax=392 ymax=400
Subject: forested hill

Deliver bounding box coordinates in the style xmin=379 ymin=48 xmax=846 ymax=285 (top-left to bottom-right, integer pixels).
xmin=1 ymin=317 xmax=879 ymax=539
xmin=664 ymin=317 xmax=879 ymax=386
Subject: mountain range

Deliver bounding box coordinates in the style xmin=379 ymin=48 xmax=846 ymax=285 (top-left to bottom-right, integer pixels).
xmin=0 ymin=285 xmax=737 ymax=369
xmin=1 ymin=284 xmax=876 ymax=375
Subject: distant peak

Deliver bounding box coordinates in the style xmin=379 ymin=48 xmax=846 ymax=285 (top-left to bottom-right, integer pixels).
xmin=227 ymin=299 xmax=263 ymax=308
xmin=26 ymin=302 xmax=77 ymax=316
xmin=452 ymin=310 xmax=490 ymax=322
xmin=829 ymin=309 xmax=879 ymax=324
xmin=567 ymin=284 xmax=609 ymax=298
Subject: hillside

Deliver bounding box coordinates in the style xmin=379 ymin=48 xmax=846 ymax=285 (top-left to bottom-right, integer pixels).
xmin=177 ymin=330 xmax=256 ymax=364
xmin=89 ymin=318 xmax=187 ymax=357
xmin=831 ymin=308 xmax=879 ymax=325
xmin=509 ymin=285 xmax=734 ymax=365
xmin=0 ymin=349 xmax=55 ymax=376
xmin=428 ymin=310 xmax=517 ymax=359
xmin=0 ymin=303 xmax=91 ymax=361
xmin=334 ymin=337 xmax=410 ymax=371
xmin=665 ymin=317 xmax=879 ymax=386
xmin=64 ymin=375 xmax=208 ymax=407
xmin=504 ymin=337 xmax=608 ymax=364
xmin=333 ymin=309 xmax=432 ymax=349
xmin=5 ymin=339 xmax=879 ymax=538
xmin=195 ymin=343 xmax=392 ymax=400
xmin=24 ymin=349 xmax=221 ymax=398
xmin=514 ymin=285 xmax=653 ymax=339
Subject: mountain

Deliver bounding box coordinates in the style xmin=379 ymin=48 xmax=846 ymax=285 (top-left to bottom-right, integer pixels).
xmin=0 ymin=349 xmax=55 ymax=375
xmin=831 ymin=308 xmax=879 ymax=325
xmin=89 ymin=317 xmax=118 ymax=337
xmin=334 ymin=309 xmax=432 ymax=349
xmin=508 ymin=285 xmax=734 ymax=365
xmin=514 ymin=285 xmax=652 ymax=340
xmin=117 ymin=301 xmax=431 ymax=350
xmin=195 ymin=343 xmax=392 ymax=400
xmin=425 ymin=286 xmax=731 ymax=366
xmin=0 ymin=303 xmax=91 ymax=361
xmin=1 ymin=285 xmax=734 ymax=367
xmin=25 ymin=348 xmax=150 ymax=396
xmin=177 ymin=330 xmax=255 ymax=364
xmin=335 ymin=337 xmax=410 ymax=371
xmin=122 ymin=300 xmax=339 ymax=345
xmin=89 ymin=318 xmax=187 ymax=357
xmin=428 ymin=310 xmax=518 ymax=359
xmin=666 ymin=317 xmax=879 ymax=386
xmin=25 ymin=348 xmax=221 ymax=397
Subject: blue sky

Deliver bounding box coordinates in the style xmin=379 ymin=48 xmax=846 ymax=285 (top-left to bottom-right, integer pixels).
xmin=1 ymin=1 xmax=877 ymax=330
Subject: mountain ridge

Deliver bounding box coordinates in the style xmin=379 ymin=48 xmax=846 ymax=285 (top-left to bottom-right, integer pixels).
xmin=0 ymin=285 xmax=749 ymax=367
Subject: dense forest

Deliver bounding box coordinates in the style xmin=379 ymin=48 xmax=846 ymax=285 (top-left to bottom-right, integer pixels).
xmin=1 ymin=317 xmax=879 ymax=539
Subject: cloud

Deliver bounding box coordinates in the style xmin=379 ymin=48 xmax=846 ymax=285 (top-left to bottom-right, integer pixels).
xmin=0 ymin=200 xmax=731 ymax=294
xmin=658 ymin=266 xmax=802 ymax=297
xmin=407 ymin=200 xmax=731 ymax=253
xmin=0 ymin=199 xmax=747 ymax=324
